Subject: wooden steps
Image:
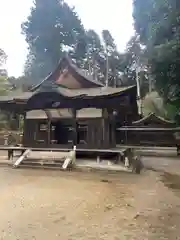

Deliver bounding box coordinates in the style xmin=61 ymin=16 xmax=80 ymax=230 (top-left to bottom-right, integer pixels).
xmin=19 ymin=160 xmax=64 ymax=169
xmin=0 ymin=146 xmax=141 ymax=172
xmin=13 ymin=149 xmax=75 ymax=170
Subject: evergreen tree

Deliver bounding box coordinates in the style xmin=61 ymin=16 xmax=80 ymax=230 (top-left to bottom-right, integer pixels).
xmin=22 ymin=0 xmax=146 ymax=89
xmin=22 ymin=0 xmax=86 ymax=84
xmin=102 ymin=30 xmax=124 ymax=86
xmin=0 ymin=48 xmax=7 ymax=67
xmin=133 ymin=0 xmax=180 ymax=121
xmin=84 ymin=30 xmax=105 ymax=82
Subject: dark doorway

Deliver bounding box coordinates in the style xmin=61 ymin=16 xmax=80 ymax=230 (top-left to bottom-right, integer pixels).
xmin=51 ymin=121 xmax=73 ymax=145
xmin=77 ymin=123 xmax=88 ymax=144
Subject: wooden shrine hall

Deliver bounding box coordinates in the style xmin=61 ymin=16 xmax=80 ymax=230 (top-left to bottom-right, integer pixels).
xmin=117 ymin=112 xmax=179 ymax=147
xmin=0 ymin=56 xmax=138 ymax=150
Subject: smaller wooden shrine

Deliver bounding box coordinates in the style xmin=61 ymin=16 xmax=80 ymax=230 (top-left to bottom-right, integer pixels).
xmin=117 ymin=113 xmax=177 ymax=147
xmin=132 ymin=113 xmax=175 ymax=128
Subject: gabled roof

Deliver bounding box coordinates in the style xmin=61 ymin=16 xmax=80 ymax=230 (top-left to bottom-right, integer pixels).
xmin=64 ymin=57 xmax=104 ymax=88
xmin=132 ymin=112 xmax=175 ymax=126
xmin=31 ymin=56 xmax=104 ymax=91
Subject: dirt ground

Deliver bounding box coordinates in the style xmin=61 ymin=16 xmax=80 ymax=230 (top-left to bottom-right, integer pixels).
xmin=0 ymin=157 xmax=180 ymax=239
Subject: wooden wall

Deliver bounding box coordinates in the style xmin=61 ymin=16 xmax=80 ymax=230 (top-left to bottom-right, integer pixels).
xmin=117 ymin=129 xmax=176 ymax=147
xmin=23 ymin=117 xmax=116 ymax=149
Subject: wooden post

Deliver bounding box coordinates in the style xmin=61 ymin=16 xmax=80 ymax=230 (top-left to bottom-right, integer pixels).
xmin=111 ymin=109 xmax=117 ymax=147
xmin=47 ymin=119 xmax=51 ymax=145
xmin=22 ymin=112 xmax=26 ymax=146
xmin=97 ymin=156 xmax=101 ymax=163
xmin=102 ymin=108 xmax=108 ymax=148
xmin=62 ymin=146 xmax=76 ymax=170
xmin=4 ymin=134 xmax=8 ymax=146
xmin=102 ymin=109 xmax=105 ymax=147
xmin=44 ymin=110 xmax=51 ymax=146
xmin=72 ymin=109 xmax=77 ymax=146
xmin=13 ymin=149 xmax=31 ymax=168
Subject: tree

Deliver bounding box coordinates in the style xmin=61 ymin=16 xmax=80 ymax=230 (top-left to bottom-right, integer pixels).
xmin=8 ymin=76 xmax=32 ymax=91
xmin=0 ymin=49 xmax=10 ymax=95
xmin=102 ymin=30 xmax=123 ymax=86
xmin=22 ymin=0 xmax=86 ymax=85
xmin=133 ymin=0 xmax=179 ymax=46
xmin=0 ymin=48 xmax=8 ymax=77
xmin=23 ymin=0 xmax=146 ymax=88
xmin=122 ymin=35 xmax=149 ymax=98
xmin=83 ymin=30 xmax=105 ymax=82
xmin=0 ymin=76 xmax=10 ymax=96
xmin=0 ymin=49 xmax=7 ymax=67
xmin=133 ymin=0 xmax=180 ymax=121
xmin=83 ymin=29 xmax=126 ymax=86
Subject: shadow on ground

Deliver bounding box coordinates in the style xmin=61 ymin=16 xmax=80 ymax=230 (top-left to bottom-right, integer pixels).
xmin=161 ymin=172 xmax=180 ymax=191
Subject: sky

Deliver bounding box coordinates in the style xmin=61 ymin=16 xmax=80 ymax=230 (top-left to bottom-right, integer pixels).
xmin=0 ymin=0 xmax=134 ymax=77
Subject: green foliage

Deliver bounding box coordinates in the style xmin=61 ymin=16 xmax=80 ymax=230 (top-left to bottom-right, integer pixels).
xmin=0 ymin=49 xmax=8 ymax=78
xmin=8 ymin=76 xmax=32 ymax=91
xmin=83 ymin=30 xmax=105 ymax=82
xmin=0 ymin=73 xmax=26 ymax=131
xmin=102 ymin=30 xmax=116 ymax=52
xmin=120 ymin=35 xmax=149 ymax=97
xmin=102 ymin=30 xmax=124 ymax=86
xmin=0 ymin=49 xmax=7 ymax=67
xmin=22 ymin=0 xmax=86 ymax=84
xmin=0 ymin=76 xmax=10 ymax=96
xmin=22 ymin=0 xmax=148 ymax=89
xmin=0 ymin=76 xmax=15 ymax=130
xmin=142 ymin=91 xmax=167 ymax=117
xmin=133 ymin=0 xmax=179 ymax=46
xmin=133 ymin=0 xmax=180 ymax=122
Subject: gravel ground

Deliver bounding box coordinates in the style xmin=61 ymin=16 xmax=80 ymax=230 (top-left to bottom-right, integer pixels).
xmin=0 ymin=155 xmax=180 ymax=239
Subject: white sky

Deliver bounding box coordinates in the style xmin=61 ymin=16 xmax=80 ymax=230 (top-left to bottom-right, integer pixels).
xmin=0 ymin=0 xmax=134 ymax=77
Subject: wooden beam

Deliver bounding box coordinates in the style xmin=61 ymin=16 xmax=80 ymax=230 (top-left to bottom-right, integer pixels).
xmin=13 ymin=149 xmax=31 ymax=168
xmin=62 ymin=146 xmax=76 ymax=170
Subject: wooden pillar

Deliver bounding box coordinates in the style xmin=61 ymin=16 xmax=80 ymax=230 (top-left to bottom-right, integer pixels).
xmin=103 ymin=109 xmax=116 ymax=148
xmin=47 ymin=119 xmax=51 ymax=145
xmin=110 ymin=109 xmax=117 ymax=147
xmin=45 ymin=110 xmax=51 ymax=146
xmin=22 ymin=112 xmax=26 ymax=146
xmin=72 ymin=109 xmax=77 ymax=146
xmin=102 ymin=108 xmax=109 ymax=148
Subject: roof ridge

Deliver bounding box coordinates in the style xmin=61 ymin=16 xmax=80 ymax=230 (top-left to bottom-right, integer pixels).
xmin=30 ymin=55 xmax=104 ymax=91
xmin=133 ymin=112 xmax=175 ymax=125
xmin=67 ymin=59 xmax=104 ymax=87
